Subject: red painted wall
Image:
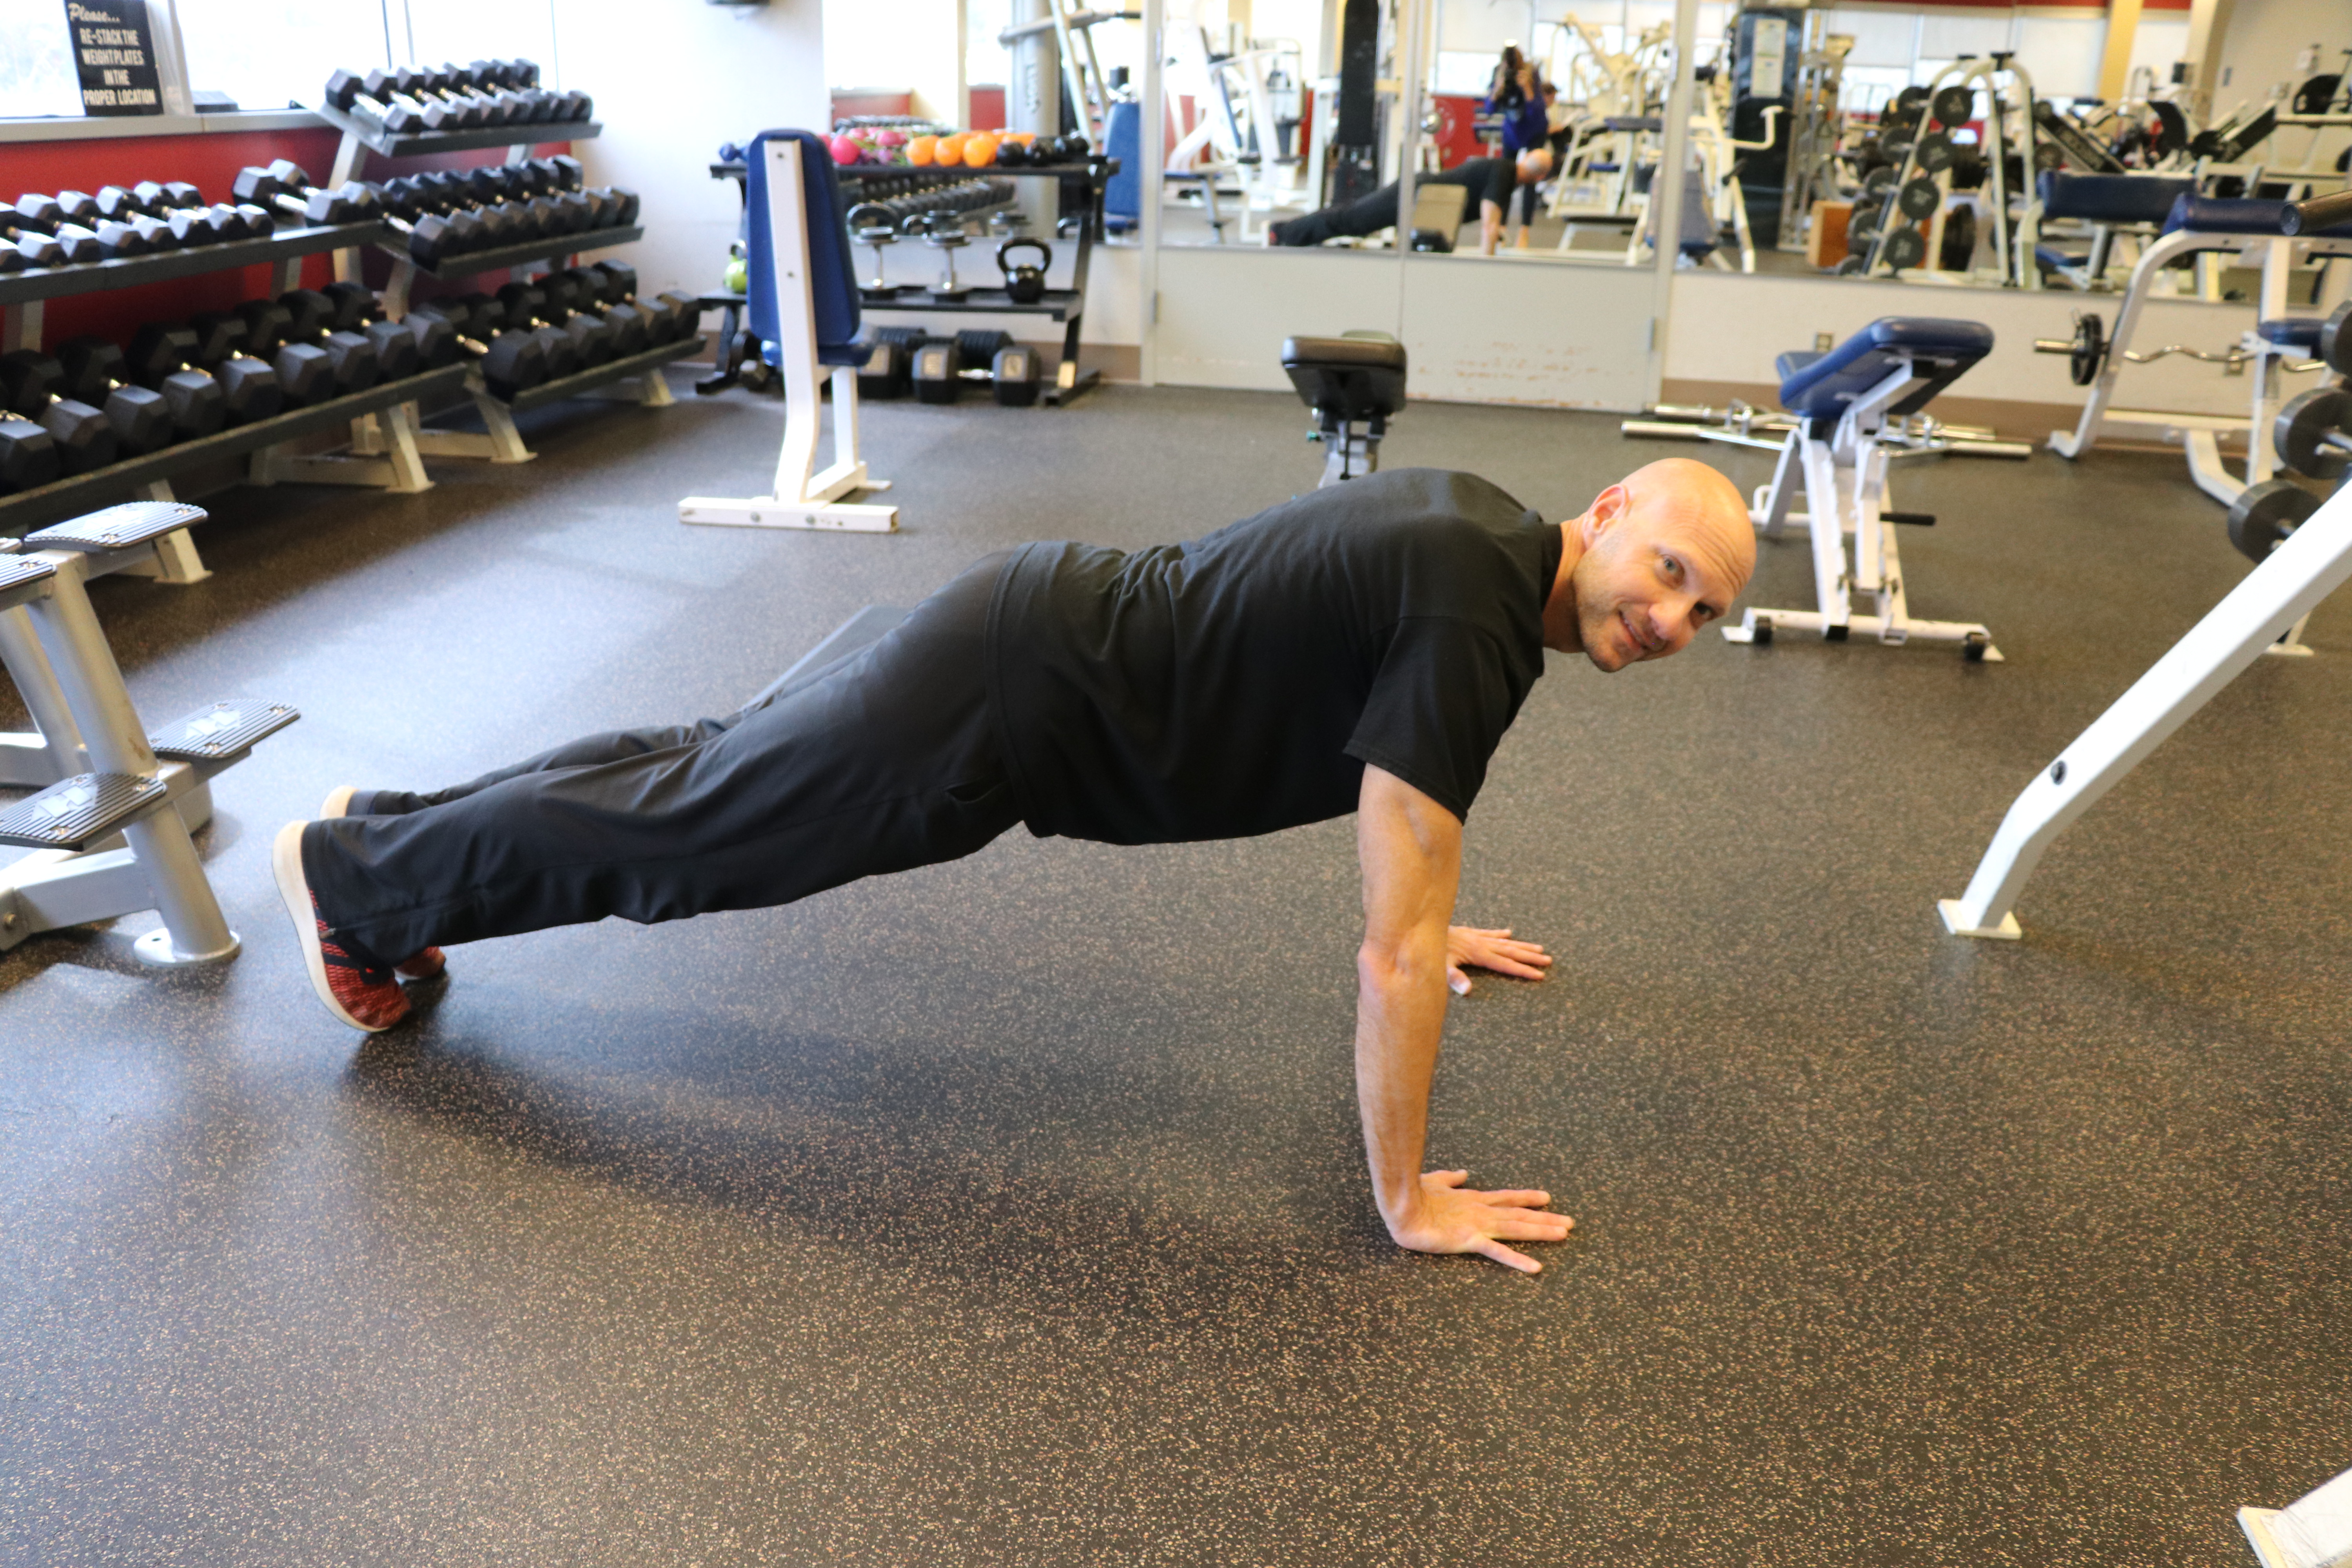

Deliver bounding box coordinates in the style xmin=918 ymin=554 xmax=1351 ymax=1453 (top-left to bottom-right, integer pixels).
xmin=969 ymin=85 xmax=1005 ymax=131
xmin=1 ymin=125 xmax=581 ymax=356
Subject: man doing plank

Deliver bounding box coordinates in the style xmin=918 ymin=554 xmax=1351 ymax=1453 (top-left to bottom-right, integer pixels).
xmin=276 ymin=459 xmax=1755 ymax=1273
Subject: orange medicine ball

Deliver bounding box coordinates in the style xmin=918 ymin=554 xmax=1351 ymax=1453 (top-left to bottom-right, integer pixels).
xmin=908 ymin=134 xmax=938 ymax=166
xmin=964 ymin=132 xmax=1001 ymax=166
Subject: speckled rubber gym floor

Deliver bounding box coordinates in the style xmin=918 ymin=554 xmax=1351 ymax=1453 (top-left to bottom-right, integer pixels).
xmin=1 ymin=371 xmax=2345 ymax=1566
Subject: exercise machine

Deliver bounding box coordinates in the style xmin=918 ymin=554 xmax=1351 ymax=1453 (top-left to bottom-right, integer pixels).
xmin=1280 ymin=332 xmax=1405 ymax=487
xmin=0 ymin=501 xmax=295 ymax=964
xmin=2045 ymin=193 xmax=2352 ymax=506
xmin=1940 ymin=193 xmax=2352 ymax=939
xmin=2241 ymin=1461 xmax=2352 ymax=1568
xmin=678 ymin=130 xmax=896 ymax=534
xmin=1721 ymin=317 xmax=2002 ymax=658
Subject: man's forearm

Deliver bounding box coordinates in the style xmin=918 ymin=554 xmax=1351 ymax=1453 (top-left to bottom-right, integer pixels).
xmin=1481 ymin=200 xmax=1503 ymax=254
xmin=1354 ymin=922 xmax=1451 ymax=1223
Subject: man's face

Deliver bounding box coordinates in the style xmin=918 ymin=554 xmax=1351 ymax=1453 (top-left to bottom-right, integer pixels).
xmin=1568 ymin=489 xmax=1747 ymax=671
xmin=1516 ymin=149 xmax=1553 ymax=185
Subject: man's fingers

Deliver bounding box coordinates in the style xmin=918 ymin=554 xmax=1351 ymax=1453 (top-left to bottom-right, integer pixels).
xmin=1475 ymin=1239 xmax=1542 ymax=1273
xmin=1426 ymin=1169 xmax=1470 ymax=1188
xmin=1489 ymin=1212 xmax=1574 ymax=1240
xmin=1476 ymin=1188 xmax=1554 ymax=1207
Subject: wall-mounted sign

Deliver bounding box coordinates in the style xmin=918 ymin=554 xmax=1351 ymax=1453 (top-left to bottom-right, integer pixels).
xmin=63 ymin=0 xmax=163 ymax=116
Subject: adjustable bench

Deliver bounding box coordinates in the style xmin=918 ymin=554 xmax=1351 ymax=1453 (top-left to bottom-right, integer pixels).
xmin=679 ymin=129 xmax=897 ymax=533
xmin=1 ymin=501 xmax=296 ymax=964
xmin=2050 ymin=192 xmax=2352 ymax=506
xmin=2022 ymin=172 xmax=2195 ymax=291
xmin=1280 ymin=333 xmax=1406 ymax=487
xmin=1725 ymin=317 xmax=2002 ymax=659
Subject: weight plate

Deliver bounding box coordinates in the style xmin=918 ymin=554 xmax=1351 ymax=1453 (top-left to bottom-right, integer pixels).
xmin=1895 ymin=85 xmax=1930 ymax=110
xmin=1882 ymin=227 xmax=1927 ymax=271
xmin=2320 ymin=299 xmax=2352 ymax=377
xmin=1939 ymin=203 xmax=1978 ymax=270
xmin=1914 ymin=130 xmax=1955 ymax=172
xmin=1863 ymin=165 xmax=1898 ymax=193
xmin=2226 ymin=479 xmax=2321 ymax=563
xmin=2070 ymin=312 xmax=2106 ymax=387
xmin=1847 ymin=199 xmax=1886 ymax=242
xmin=2272 ymin=387 xmax=2352 ymax=481
xmin=1835 ymin=255 xmax=1869 ymax=275
xmin=1897 ymin=176 xmax=1941 ymax=221
xmin=1931 ymin=86 xmax=1975 ymax=128
xmin=2033 ymin=141 xmax=2065 ymax=171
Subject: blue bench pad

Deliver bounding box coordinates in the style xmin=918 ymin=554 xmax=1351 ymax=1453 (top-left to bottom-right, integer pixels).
xmin=2039 ymin=173 xmax=2195 ymax=225
xmin=1777 ymin=317 xmax=1994 ymax=418
xmin=2163 ymin=193 xmax=2352 ymax=239
xmin=2257 ymin=318 xmax=2324 ymax=350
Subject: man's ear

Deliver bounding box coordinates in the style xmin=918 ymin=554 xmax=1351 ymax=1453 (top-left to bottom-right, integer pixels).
xmin=1581 ymin=484 xmax=1629 ymax=542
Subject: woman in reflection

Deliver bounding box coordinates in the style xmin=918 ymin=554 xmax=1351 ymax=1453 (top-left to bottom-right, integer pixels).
xmin=1481 ymin=46 xmax=1555 ymax=246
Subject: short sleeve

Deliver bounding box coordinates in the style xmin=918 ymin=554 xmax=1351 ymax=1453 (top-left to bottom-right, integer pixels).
xmin=1484 ymin=159 xmax=1514 ymax=209
xmin=1343 ymin=618 xmax=1519 ymax=822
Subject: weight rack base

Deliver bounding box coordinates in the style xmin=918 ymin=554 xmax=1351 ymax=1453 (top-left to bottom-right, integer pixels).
xmin=379 ymin=225 xmax=645 ymax=281
xmin=503 ymin=336 xmax=705 ymax=415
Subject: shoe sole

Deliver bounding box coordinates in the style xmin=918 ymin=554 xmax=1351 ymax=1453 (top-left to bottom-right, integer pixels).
xmin=271 ymin=819 xmax=399 ymax=1033
xmin=319 ymin=785 xmax=358 ymax=818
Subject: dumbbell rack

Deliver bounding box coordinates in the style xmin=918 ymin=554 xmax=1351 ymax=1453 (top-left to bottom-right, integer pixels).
xmin=318 ymin=103 xmax=693 ymax=467
xmin=713 ymin=156 xmax=1118 ymax=407
xmin=0 ymin=218 xmax=398 ymax=573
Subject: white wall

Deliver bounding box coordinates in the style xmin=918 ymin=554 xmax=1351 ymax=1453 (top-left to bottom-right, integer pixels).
xmin=559 ymin=0 xmax=826 ymax=299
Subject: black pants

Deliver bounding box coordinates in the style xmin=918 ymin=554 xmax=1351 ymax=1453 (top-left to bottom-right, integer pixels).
xmin=304 ymin=556 xmax=1022 ymax=964
xmin=1272 ymin=182 xmax=1471 ymax=246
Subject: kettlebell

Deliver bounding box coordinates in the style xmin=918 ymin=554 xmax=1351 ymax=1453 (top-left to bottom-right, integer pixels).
xmin=996 ymin=237 xmax=1053 ymax=304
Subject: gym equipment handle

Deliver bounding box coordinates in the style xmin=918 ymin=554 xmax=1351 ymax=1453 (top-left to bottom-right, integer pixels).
xmin=2281 ymin=190 xmax=2352 ymax=236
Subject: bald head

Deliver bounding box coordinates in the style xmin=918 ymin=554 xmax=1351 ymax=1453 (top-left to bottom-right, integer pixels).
xmin=1542 ymin=458 xmax=1756 ymax=670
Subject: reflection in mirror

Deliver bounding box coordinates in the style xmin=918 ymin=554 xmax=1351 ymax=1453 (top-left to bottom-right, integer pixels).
xmin=1156 ymin=0 xmax=1387 ymax=248
xmin=1735 ymin=2 xmax=2348 ymax=298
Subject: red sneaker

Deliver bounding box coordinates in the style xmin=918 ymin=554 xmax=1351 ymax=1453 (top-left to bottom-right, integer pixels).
xmin=394 ymin=947 xmax=446 ymax=982
xmin=318 ymin=786 xmax=447 ymax=985
xmin=271 ymin=820 xmax=410 ymax=1032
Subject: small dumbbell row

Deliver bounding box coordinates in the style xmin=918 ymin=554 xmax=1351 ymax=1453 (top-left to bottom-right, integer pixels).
xmin=0 ymin=187 xmax=276 ymax=271
xmin=234 ymin=160 xmax=638 ymax=269
xmin=321 ymin=59 xmax=589 ymax=135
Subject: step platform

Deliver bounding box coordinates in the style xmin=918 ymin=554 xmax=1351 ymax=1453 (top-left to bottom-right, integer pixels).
xmin=0 ymin=555 xmax=58 ymax=609
xmin=148 ymin=700 xmax=300 ymax=763
xmin=27 ymin=500 xmax=208 ymax=554
xmin=0 ymin=771 xmax=168 ymax=849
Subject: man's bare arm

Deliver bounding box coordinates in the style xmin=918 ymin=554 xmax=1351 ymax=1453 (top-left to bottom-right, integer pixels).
xmin=1355 ymin=765 xmax=1572 ymax=1272
xmin=1479 ymin=198 xmax=1504 ymax=255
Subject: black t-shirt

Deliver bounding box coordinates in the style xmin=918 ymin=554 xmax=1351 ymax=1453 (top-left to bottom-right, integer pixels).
xmin=1427 ymin=156 xmax=1516 ymax=214
xmin=985 ymin=469 xmax=1562 ymax=844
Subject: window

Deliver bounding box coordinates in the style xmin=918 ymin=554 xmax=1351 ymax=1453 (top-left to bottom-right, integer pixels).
xmin=0 ymin=0 xmax=86 ymax=118
xmin=172 ymin=0 xmax=389 ymax=113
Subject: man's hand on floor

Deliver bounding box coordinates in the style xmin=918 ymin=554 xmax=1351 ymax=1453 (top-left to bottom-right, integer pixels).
xmin=1445 ymin=926 xmax=1552 ymax=994
xmin=1388 ymin=1169 xmax=1573 ymax=1273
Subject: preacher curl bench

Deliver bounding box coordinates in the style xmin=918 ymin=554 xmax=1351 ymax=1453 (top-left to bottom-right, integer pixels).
xmin=1724 ymin=317 xmax=2002 ymax=660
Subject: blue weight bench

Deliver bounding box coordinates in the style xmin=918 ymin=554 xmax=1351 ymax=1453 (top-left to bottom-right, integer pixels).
xmin=2024 ymin=172 xmax=2194 ymax=290
xmin=678 ymin=129 xmax=898 ymax=533
xmin=1725 ymin=318 xmax=2002 ymax=659
xmin=0 ymin=502 xmax=297 ymax=966
xmin=2051 ymin=192 xmax=2352 ymax=509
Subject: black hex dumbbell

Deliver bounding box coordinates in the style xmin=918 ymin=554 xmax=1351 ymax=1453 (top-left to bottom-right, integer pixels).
xmin=122 ymin=323 xmax=245 ymax=434
xmin=499 ymin=278 xmax=610 ymax=369
xmin=98 ymin=181 xmax=229 ymax=246
xmin=9 ymin=193 xmax=147 ymax=261
xmin=52 ymin=336 xmax=179 ymax=454
xmin=232 ymin=300 xmax=335 ymax=407
xmin=60 ymin=188 xmax=181 ymax=252
xmin=172 ymin=314 xmax=287 ymax=423
xmin=232 ymin=161 xmax=368 ymax=227
xmin=0 ymin=351 xmax=118 ymax=473
xmin=408 ymin=296 xmax=548 ymax=400
xmin=322 ymin=69 xmax=430 ymax=135
xmin=552 ymin=267 xmax=652 ymax=355
xmin=0 ymin=408 xmax=58 ymax=490
xmin=278 ymin=287 xmax=380 ymax=395
xmin=314 ymin=279 xmax=422 ymax=382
